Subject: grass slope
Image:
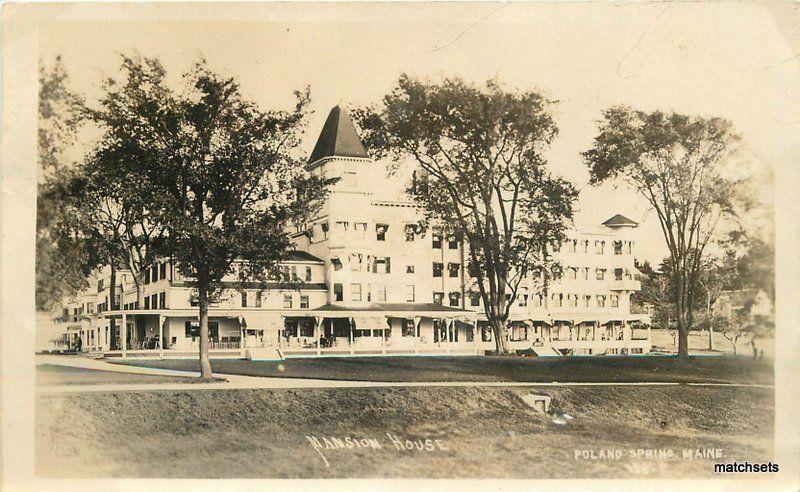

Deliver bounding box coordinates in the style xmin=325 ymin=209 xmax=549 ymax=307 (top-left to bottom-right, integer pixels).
xmin=111 ymin=355 xmax=774 ymax=385
xmin=36 ymin=364 xmax=191 ymax=386
xmin=36 ymin=385 xmax=773 ymax=479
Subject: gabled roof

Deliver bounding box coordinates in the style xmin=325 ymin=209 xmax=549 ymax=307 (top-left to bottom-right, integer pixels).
xmin=308 ymin=105 xmax=369 ymax=163
xmin=602 ymin=214 xmax=638 ymax=227
xmin=286 ymin=250 xmax=325 ymax=264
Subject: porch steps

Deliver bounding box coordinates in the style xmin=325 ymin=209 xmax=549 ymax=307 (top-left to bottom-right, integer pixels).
xmin=530 ymin=346 xmax=563 ymax=357
xmin=245 ymin=348 xmax=284 ymax=361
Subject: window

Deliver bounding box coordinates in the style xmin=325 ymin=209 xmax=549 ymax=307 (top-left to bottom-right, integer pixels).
xmin=255 ymin=290 xmax=263 ymax=308
xmin=334 ymin=284 xmax=343 ymax=302
xmin=351 ymin=283 xmax=362 ymax=302
xmin=336 ymin=221 xmax=349 ymax=233
xmin=300 ymin=295 xmax=309 ymax=309
xmin=241 ymin=291 xmax=248 ymax=307
xmin=595 ymin=241 xmax=605 ymax=254
xmin=366 ymin=283 xmax=372 ymax=302
xmin=143 ymin=269 xmax=150 ymax=284
xmin=470 ymin=292 xmax=481 ymax=307
xmin=433 ymin=292 xmax=444 ymax=305
xmin=614 ymin=268 xmax=624 ymax=281
xmin=584 ymin=295 xmax=591 ymax=307
xmin=144 ymin=296 xmax=150 ymax=309
xmin=567 ymin=268 xmax=577 ymax=280
xmin=614 ymin=241 xmax=623 ymax=255
xmin=533 ymin=294 xmax=543 ymax=307
xmin=432 ymin=262 xmax=443 ymax=277
xmin=341 ymin=171 xmax=357 ymax=188
xmin=627 ymin=241 xmax=633 ymax=254
xmin=405 ymin=224 xmax=416 ymax=242
xmin=596 ymin=269 xmax=605 ymax=280
xmin=569 ymin=294 xmax=578 ymax=307
xmin=159 ymin=292 xmax=166 ymax=309
xmin=610 ymin=294 xmax=619 ymax=307
xmin=354 ymin=222 xmax=367 ymax=238
xmin=305 ymin=266 xmax=312 ymax=282
xmin=405 ymin=284 xmax=415 ymax=302
xmin=350 ymin=253 xmax=363 ymax=272
xmin=518 ymin=289 xmax=529 ymax=307
xmin=597 ymin=295 xmax=606 ymax=308
xmin=583 ymin=240 xmax=589 ymax=253
xmin=290 ymin=266 xmax=299 ymax=280
xmin=331 ymin=257 xmax=343 ymax=271
xmin=152 ymin=265 xmax=159 ymax=282
xmin=321 ymin=222 xmax=329 ymax=239
xmin=374 ymin=257 xmax=391 ymax=274
xmin=283 ymin=294 xmax=293 ymax=309
xmin=402 ymin=319 xmax=416 ymax=337
xmin=448 ymin=292 xmax=461 ymax=307
xmin=448 ymin=235 xmax=458 ymax=249
xmin=432 ymin=232 xmax=442 ymax=249
xmin=376 ymin=285 xmax=387 ymax=302
xmin=376 ymin=223 xmax=388 ymax=241
xmin=555 ymin=293 xmax=563 ymax=307
xmin=447 ymin=262 xmax=460 ymax=278
xmin=151 ymin=294 xmax=158 ymax=310
xmin=583 ymin=268 xmax=590 ymax=280
xmin=406 ymin=264 xmax=415 ymax=274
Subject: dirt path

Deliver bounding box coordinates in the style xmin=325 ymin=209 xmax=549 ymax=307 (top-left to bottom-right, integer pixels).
xmin=37 ymin=355 xmax=774 ymax=394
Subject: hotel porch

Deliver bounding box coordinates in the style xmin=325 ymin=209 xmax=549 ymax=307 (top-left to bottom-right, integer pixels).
xmin=272 ymin=303 xmax=480 ymax=358
xmin=476 ymin=314 xmax=652 ymax=356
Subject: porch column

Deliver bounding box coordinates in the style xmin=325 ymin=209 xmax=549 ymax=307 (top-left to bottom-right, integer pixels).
xmin=349 ymin=317 xmax=354 ymax=355
xmin=472 ymin=321 xmax=479 ymax=355
xmin=381 ymin=318 xmax=387 ymax=354
xmin=240 ymin=317 xmax=246 ymax=358
xmin=121 ymin=313 xmax=127 ymax=357
xmin=158 ymin=314 xmax=164 ymax=359
xmin=315 ymin=317 xmax=322 ymax=356
xmin=647 ymin=322 xmax=652 ymax=351
xmin=445 ymin=319 xmax=452 ymax=354
xmin=413 ymin=316 xmax=421 ymax=354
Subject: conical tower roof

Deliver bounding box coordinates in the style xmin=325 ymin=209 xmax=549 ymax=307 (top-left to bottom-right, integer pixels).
xmin=308 ymin=105 xmax=369 ymax=164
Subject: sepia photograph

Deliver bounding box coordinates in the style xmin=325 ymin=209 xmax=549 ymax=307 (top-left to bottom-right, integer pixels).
xmin=2 ymin=1 xmax=799 ymax=489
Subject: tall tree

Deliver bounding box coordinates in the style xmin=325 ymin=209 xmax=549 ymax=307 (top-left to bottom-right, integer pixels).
xmin=36 ymin=56 xmax=92 ymax=311
xmin=583 ymin=107 xmax=743 ymax=358
xmin=90 ymin=56 xmax=331 ymax=378
xmin=354 ymin=76 xmax=578 ymax=354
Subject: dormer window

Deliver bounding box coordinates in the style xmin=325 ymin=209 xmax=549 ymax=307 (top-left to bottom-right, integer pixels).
xmin=376 ymin=224 xmax=388 ymax=241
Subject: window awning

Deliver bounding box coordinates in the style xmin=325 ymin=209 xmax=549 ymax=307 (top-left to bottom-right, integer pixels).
xmin=239 ymin=312 xmax=282 ymax=331
xmin=353 ymin=316 xmax=388 ymax=330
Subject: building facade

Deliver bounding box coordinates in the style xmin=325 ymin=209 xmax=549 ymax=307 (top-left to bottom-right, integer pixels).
xmin=54 ymin=105 xmax=650 ymax=359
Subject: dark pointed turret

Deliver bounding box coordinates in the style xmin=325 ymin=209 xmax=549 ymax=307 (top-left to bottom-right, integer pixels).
xmin=602 ymin=214 xmax=638 ymax=228
xmin=308 ymin=105 xmax=368 ymax=164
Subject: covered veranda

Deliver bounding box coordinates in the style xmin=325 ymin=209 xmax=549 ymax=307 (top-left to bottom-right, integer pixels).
xmin=278 ymin=303 xmax=481 ymax=357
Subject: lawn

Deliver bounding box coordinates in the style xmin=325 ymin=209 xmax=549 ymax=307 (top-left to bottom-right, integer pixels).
xmin=36 ymin=384 xmax=774 ymax=479
xmin=36 ymin=364 xmax=192 ymax=386
xmin=111 ymin=354 xmax=774 ymax=385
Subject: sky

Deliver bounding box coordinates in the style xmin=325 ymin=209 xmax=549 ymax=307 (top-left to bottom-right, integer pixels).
xmin=37 ymin=2 xmax=798 ymax=265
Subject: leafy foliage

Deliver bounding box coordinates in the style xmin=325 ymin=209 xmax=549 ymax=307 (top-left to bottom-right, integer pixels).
xmin=87 ymin=55 xmax=333 ymax=375
xmin=583 ymin=106 xmax=744 ymax=357
xmin=354 ymin=75 xmax=578 ymax=353
xmin=36 ymin=57 xmax=92 ymax=311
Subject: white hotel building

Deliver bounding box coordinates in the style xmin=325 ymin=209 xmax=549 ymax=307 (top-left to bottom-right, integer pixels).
xmin=53 ymin=106 xmax=651 ymax=359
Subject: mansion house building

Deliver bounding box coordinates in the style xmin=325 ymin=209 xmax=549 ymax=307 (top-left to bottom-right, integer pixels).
xmin=53 ymin=106 xmax=651 ymax=359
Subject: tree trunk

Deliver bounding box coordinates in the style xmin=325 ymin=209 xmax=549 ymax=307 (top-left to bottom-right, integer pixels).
xmin=109 ymin=262 xmax=117 ymax=349
xmin=197 ymin=281 xmax=213 ymax=379
xmin=677 ymin=317 xmax=689 ymax=359
xmin=491 ymin=318 xmax=509 ymax=355
xmin=707 ymin=297 xmax=713 ymax=351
